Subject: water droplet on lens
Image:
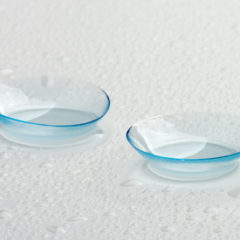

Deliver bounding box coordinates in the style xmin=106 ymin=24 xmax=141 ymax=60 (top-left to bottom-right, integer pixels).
xmin=47 ymin=225 xmax=66 ymax=234
xmin=228 ymin=188 xmax=240 ymax=198
xmin=0 ymin=210 xmax=12 ymax=219
xmin=121 ymin=179 xmax=143 ymax=187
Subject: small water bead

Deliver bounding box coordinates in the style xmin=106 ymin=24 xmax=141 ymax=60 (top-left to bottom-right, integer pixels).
xmin=104 ymin=211 xmax=117 ymax=217
xmin=227 ymin=188 xmax=240 ymax=198
xmin=40 ymin=163 xmax=54 ymax=169
xmin=203 ymin=207 xmax=219 ymax=214
xmin=120 ymin=179 xmax=143 ymax=187
xmin=160 ymin=225 xmax=176 ymax=233
xmin=47 ymin=225 xmax=66 ymax=234
xmin=67 ymin=216 xmax=88 ymax=222
xmin=58 ymin=55 xmax=70 ymax=63
xmin=1 ymin=68 xmax=13 ymax=76
xmin=211 ymin=214 xmax=220 ymax=221
xmin=43 ymin=234 xmax=50 ymax=238
xmin=0 ymin=210 xmax=12 ymax=219
xmin=40 ymin=163 xmax=54 ymax=173
xmin=129 ymin=205 xmax=137 ymax=215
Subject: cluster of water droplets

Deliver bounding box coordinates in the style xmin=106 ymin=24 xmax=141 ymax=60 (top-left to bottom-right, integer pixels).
xmin=0 ymin=76 xmax=239 ymax=239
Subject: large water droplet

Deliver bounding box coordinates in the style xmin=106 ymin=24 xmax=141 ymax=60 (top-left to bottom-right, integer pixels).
xmin=121 ymin=179 xmax=143 ymax=187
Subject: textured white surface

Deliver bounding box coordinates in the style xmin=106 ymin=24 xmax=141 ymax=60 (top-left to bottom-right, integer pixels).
xmin=1 ymin=0 xmax=240 ymax=239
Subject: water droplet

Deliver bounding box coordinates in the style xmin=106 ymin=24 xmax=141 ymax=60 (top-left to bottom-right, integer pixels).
xmin=228 ymin=188 xmax=240 ymax=198
xmin=160 ymin=226 xmax=175 ymax=233
xmin=47 ymin=225 xmax=66 ymax=234
xmin=0 ymin=210 xmax=12 ymax=219
xmin=40 ymin=163 xmax=53 ymax=169
xmin=129 ymin=205 xmax=137 ymax=215
xmin=1 ymin=68 xmax=13 ymax=76
xmin=203 ymin=207 xmax=219 ymax=214
xmin=121 ymin=179 xmax=143 ymax=187
xmin=67 ymin=216 xmax=88 ymax=222
xmin=104 ymin=211 xmax=117 ymax=217
xmin=73 ymin=169 xmax=83 ymax=175
xmin=211 ymin=214 xmax=219 ymax=221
